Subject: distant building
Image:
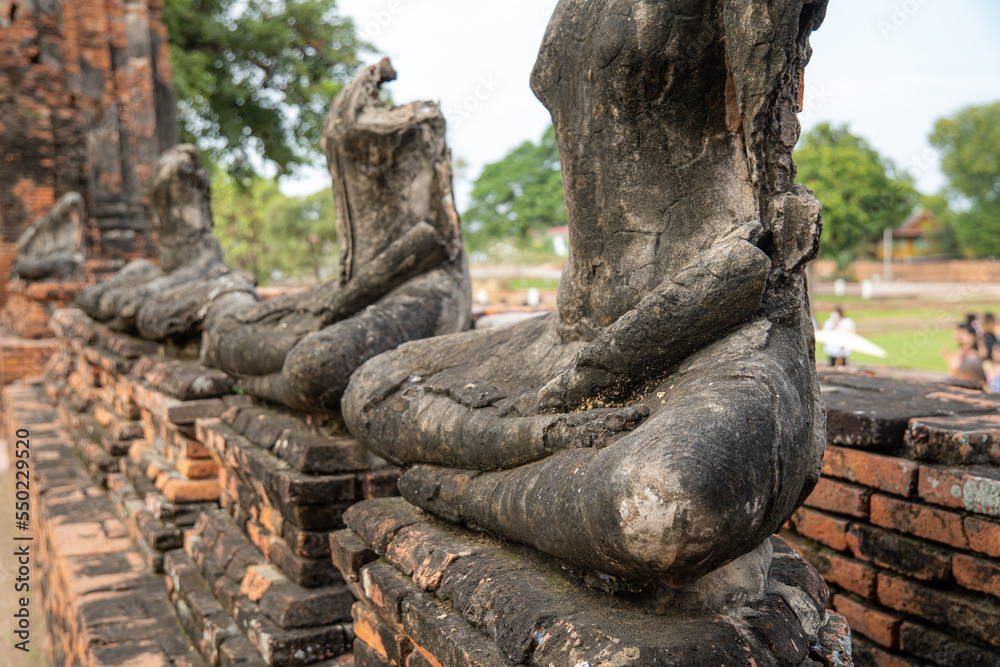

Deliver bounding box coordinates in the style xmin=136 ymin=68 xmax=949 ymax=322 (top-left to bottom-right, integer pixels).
xmin=876 ymin=209 xmax=941 ymax=260
xmin=547 ymin=225 xmax=568 ymax=256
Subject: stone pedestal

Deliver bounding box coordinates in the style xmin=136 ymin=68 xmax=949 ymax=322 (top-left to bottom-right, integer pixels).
xmin=332 ymin=498 xmax=852 ymax=667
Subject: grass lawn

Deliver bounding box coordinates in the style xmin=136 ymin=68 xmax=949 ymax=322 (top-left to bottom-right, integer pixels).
xmin=811 ymin=296 xmax=998 ymax=373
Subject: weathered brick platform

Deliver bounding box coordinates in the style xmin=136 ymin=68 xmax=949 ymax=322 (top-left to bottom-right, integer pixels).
xmin=0 ymin=333 xmax=60 ymax=386
xmin=1 ymin=280 xmax=83 ymax=338
xmin=3 ymin=380 xmax=207 ymax=666
xmin=784 ymin=369 xmax=1000 ymax=667
xmin=39 ymin=308 xmax=401 ymax=665
xmin=0 ymin=277 xmax=83 ymax=385
xmin=181 ymin=404 xmax=400 ymax=663
xmin=332 ymin=497 xmax=853 ymax=667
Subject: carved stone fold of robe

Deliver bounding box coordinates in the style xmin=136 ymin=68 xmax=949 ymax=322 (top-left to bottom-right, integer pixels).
xmin=77 ymin=145 xmax=254 ymax=335
xmin=13 ymin=191 xmax=85 ymax=281
xmin=199 ymin=58 xmax=471 ymax=414
xmin=343 ymin=0 xmax=829 ymax=591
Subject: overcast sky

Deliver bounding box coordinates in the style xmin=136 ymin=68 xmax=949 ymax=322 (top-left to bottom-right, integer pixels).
xmin=280 ymin=0 xmax=1000 ymax=210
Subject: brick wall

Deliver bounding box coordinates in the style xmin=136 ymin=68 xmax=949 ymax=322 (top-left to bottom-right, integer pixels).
xmin=0 ymin=0 xmax=177 ymax=260
xmin=784 ymin=369 xmax=1000 ymax=666
xmin=813 ymin=258 xmax=1000 ymax=284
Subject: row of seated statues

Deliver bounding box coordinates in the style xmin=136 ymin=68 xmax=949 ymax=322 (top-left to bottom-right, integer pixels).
xmin=20 ymin=0 xmax=830 ymax=605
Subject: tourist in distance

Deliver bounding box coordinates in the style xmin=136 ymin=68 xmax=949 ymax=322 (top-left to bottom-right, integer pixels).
xmin=980 ymin=312 xmax=997 ymax=360
xmin=943 ymin=322 xmax=987 ymax=387
xmin=822 ymin=306 xmax=856 ymax=366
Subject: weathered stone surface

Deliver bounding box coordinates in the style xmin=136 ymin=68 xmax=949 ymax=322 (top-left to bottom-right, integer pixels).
xmin=200 ymin=58 xmax=471 ymax=414
xmin=12 ymin=191 xmax=85 ymax=280
xmin=274 ymin=427 xmax=373 ymax=474
xmin=345 ymin=0 xmax=829 ymax=586
xmin=220 ymin=464 xmax=351 ymax=532
xmin=336 ymin=498 xmax=849 ymax=667
xmin=189 ymin=510 xmax=354 ymax=628
xmin=898 ymin=620 xmax=1000 ymax=667
xmin=821 ymin=371 xmax=1000 ymax=452
xmin=139 ymin=357 xmax=236 ymax=401
xmin=354 ymin=601 xmax=414 ymax=665
xmin=917 ymin=464 xmax=1000 ymax=518
xmin=845 ymin=523 xmax=953 ymax=583
xmin=165 ymin=549 xmax=262 ymax=666
xmin=815 ymin=612 xmax=854 ymax=667
xmin=877 ymin=572 xmax=1000 ymax=648
xmin=206 ymin=421 xmax=360 ymax=510
xmin=906 ymin=414 xmax=1000 ymax=466
xmin=78 ymin=145 xmax=253 ymax=336
xmin=330 ymin=529 xmax=377 ymax=582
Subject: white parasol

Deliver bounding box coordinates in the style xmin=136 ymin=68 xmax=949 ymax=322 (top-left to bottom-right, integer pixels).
xmin=814 ymin=329 xmax=888 ymax=358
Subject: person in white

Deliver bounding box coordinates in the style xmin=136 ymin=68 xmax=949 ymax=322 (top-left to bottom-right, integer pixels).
xmin=822 ymin=307 xmax=856 ymax=366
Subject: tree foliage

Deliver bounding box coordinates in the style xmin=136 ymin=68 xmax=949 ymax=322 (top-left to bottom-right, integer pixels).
xmin=795 ymin=123 xmax=917 ymax=265
xmin=164 ymin=0 xmax=368 ymax=183
xmin=211 ymin=173 xmax=338 ymax=284
xmin=930 ymin=102 xmax=1000 ymax=257
xmin=463 ymin=127 xmax=566 ymax=255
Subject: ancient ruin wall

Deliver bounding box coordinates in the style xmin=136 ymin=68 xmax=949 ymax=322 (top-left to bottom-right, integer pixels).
xmin=784 ymin=370 xmax=1000 ymax=666
xmin=0 ymin=0 xmax=177 ymax=261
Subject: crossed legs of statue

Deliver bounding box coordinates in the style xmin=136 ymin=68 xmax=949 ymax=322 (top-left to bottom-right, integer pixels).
xmin=207 ymin=269 xmax=468 ymax=414
xmin=343 ymin=231 xmax=824 ymax=588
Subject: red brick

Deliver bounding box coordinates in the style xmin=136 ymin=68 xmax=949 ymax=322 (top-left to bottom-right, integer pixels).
xmin=965 ymin=516 xmax=1000 ymax=558
xmin=845 ymin=523 xmax=953 ymax=583
xmin=823 ymin=445 xmax=920 ymax=497
xmin=920 ymin=465 xmax=1000 ymax=518
xmin=803 ymin=477 xmax=873 ymax=518
xmin=877 ymin=572 xmax=1000 ymax=648
xmin=361 ymin=562 xmax=422 ymax=626
xmin=917 ymin=466 xmax=962 ymax=509
xmin=160 ymin=477 xmax=219 ymax=503
xmin=353 ymin=600 xmax=413 ymax=665
xmin=832 ymin=593 xmax=902 ymax=648
xmin=952 ymin=553 xmax=1000 ymax=599
xmin=851 ymin=635 xmax=924 ymax=667
xmin=782 ymin=533 xmax=878 ymax=598
xmin=898 ymin=620 xmax=1000 ymax=667
xmin=385 ymin=525 xmax=464 ymax=592
xmin=791 ymin=507 xmax=849 ymax=551
xmin=918 ymin=465 xmax=964 ymax=509
xmin=174 ymin=456 xmax=218 ymax=479
xmin=330 ymin=529 xmax=377 ymax=583
xmin=870 ymin=494 xmax=968 ymax=549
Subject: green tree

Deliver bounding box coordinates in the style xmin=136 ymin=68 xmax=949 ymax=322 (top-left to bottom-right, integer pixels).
xmin=211 ymin=174 xmax=338 ymax=284
xmin=266 ymin=189 xmax=339 ymax=281
xmin=795 ymin=123 xmax=918 ymax=268
xmin=930 ymin=102 xmax=1000 ymax=257
xmin=164 ymin=0 xmax=368 ymax=183
xmin=919 ymin=193 xmax=960 ymax=257
xmin=463 ymin=126 xmax=566 ymax=255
